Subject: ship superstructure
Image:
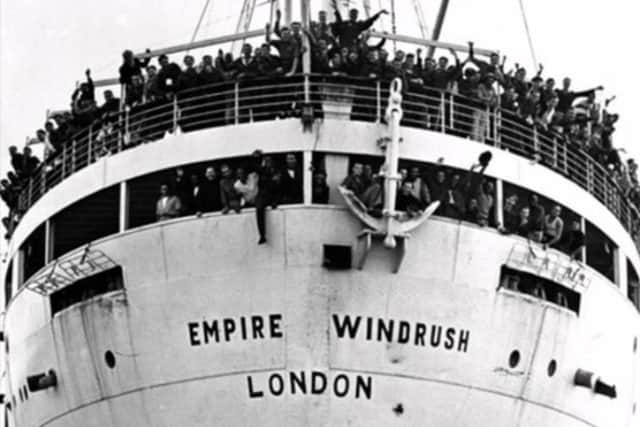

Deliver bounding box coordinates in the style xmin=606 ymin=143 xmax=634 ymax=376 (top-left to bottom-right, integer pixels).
xmin=1 ymin=1 xmax=640 ymax=426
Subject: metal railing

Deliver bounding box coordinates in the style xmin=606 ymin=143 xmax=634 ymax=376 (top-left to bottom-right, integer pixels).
xmin=13 ymin=73 xmax=640 ymax=249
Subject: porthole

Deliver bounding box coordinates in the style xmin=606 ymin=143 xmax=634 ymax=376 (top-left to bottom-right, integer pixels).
xmin=634 ymin=337 xmax=638 ymax=353
xmin=547 ymin=359 xmax=557 ymax=377
xmin=105 ymin=350 xmax=116 ymax=369
xmin=509 ymin=350 xmax=520 ymax=368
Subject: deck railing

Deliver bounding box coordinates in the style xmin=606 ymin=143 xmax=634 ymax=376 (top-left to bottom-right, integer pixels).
xmin=14 ymin=74 xmax=640 ymax=248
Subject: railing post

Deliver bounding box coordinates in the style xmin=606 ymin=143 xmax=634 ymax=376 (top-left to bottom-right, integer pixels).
xmin=487 ymin=106 xmax=493 ymax=142
xmin=580 ymin=216 xmax=587 ymax=262
xmin=495 ymin=179 xmax=504 ymax=228
xmin=563 ymin=142 xmax=568 ymax=175
xmin=439 ymin=91 xmax=445 ymax=133
xmin=234 ymin=82 xmax=240 ymax=125
xmin=27 ymin=179 xmax=33 ymax=208
xmin=303 ymin=74 xmax=310 ymax=104
xmin=124 ymin=106 xmax=130 ymax=146
xmin=495 ymin=109 xmax=501 ymax=148
xmin=449 ymin=93 xmax=454 ymax=132
xmin=71 ymin=140 xmax=76 ymax=173
xmin=88 ymin=126 xmax=93 ymax=164
xmin=172 ymin=95 xmax=179 ymax=133
xmin=533 ymin=127 xmax=539 ymax=159
xmin=44 ymin=219 xmax=53 ymax=263
xmin=62 ymin=145 xmax=67 ymax=179
xmin=119 ymin=181 xmax=129 ymax=232
xmin=376 ymin=80 xmax=381 ymax=123
xmin=552 ymin=136 xmax=558 ymax=169
xmin=118 ymin=83 xmax=127 ymax=153
xmin=117 ymin=114 xmax=123 ymax=153
xmin=40 ymin=164 xmax=46 ymax=195
xmin=303 ymin=150 xmax=313 ymax=205
xmin=586 ymin=161 xmax=593 ymax=193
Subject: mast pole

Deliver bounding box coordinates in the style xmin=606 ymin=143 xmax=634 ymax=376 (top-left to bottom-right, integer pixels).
xmin=301 ymin=0 xmax=311 ymax=75
xmin=285 ymin=0 xmax=293 ymax=24
xmin=390 ymin=0 xmax=397 ymax=52
xmin=383 ymin=78 xmax=403 ymax=248
xmin=427 ymin=0 xmax=450 ymax=58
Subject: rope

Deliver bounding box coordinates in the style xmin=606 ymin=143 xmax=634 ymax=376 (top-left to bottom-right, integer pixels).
xmin=517 ymin=0 xmax=538 ymax=71
xmin=378 ymin=0 xmax=386 ymax=31
xmin=390 ymin=0 xmax=397 ymax=52
xmin=188 ymin=0 xmax=213 ymax=53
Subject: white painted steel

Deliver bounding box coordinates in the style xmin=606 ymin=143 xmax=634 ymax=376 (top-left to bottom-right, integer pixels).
xmin=6 ymin=120 xmax=640 ymax=288
xmin=3 ymin=207 xmax=640 ymax=426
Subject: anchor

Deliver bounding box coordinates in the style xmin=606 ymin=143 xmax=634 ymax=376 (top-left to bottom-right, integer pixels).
xmin=339 ymin=78 xmax=440 ymax=273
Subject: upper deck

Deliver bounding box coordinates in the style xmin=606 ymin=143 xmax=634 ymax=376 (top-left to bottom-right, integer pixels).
xmin=2 ymin=26 xmax=640 ymax=314
xmin=8 ymin=72 xmax=639 ymax=243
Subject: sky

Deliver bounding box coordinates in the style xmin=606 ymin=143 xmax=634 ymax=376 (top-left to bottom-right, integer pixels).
xmin=0 ymin=0 xmax=639 ymax=253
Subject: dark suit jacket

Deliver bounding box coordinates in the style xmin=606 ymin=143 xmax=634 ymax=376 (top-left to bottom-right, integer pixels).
xmin=197 ymin=178 xmax=222 ymax=212
xmin=280 ymin=167 xmax=303 ymax=203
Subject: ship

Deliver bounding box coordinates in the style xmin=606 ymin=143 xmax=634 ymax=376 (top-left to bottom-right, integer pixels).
xmin=1 ymin=0 xmax=639 ymax=426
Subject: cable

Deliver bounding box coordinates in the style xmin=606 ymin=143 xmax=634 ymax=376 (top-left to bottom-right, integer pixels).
xmin=517 ymin=0 xmax=538 ymax=71
xmin=390 ymin=0 xmax=396 ymax=52
xmin=188 ymin=0 xmax=213 ymax=53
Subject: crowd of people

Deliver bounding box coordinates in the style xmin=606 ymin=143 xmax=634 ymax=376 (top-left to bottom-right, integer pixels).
xmin=341 ymin=155 xmax=496 ymax=225
xmin=2 ymin=1 xmax=638 ymax=246
xmin=155 ymin=151 xmax=310 ymax=244
xmin=339 ymin=154 xmax=585 ymax=259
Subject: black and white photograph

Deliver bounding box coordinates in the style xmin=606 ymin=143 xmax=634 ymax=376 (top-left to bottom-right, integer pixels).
xmin=0 ymin=0 xmax=639 ymax=425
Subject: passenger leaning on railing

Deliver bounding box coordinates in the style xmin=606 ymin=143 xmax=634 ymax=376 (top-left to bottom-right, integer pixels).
xmin=156 ymin=183 xmax=182 ymax=221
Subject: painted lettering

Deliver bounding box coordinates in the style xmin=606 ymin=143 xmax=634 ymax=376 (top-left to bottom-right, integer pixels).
xmin=332 ymin=314 xmax=361 ymax=339
xmin=444 ymin=327 xmax=456 ymax=350
xmin=290 ymin=371 xmax=307 ymax=394
xmin=252 ymin=316 xmax=264 ymax=339
xmin=270 ymin=314 xmax=283 ymax=338
xmin=247 ymin=376 xmax=264 ymax=398
xmin=188 ymin=322 xmax=200 ymax=346
xmin=269 ymin=374 xmax=284 ymax=396
xmin=203 ymin=320 xmax=219 ymax=344
xmin=187 ymin=314 xmax=285 ymax=346
xmin=398 ymin=321 xmax=410 ymax=344
xmin=247 ymin=371 xmax=373 ymax=400
xmin=223 ymin=319 xmax=235 ymax=341
xmin=331 ymin=314 xmax=470 ymax=353
xmin=430 ymin=326 xmax=442 ymax=347
xmin=458 ymin=329 xmax=470 ymax=352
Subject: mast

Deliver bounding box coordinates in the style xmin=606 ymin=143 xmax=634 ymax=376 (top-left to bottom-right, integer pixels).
xmin=390 ymin=0 xmax=397 ymax=52
xmin=427 ymin=0 xmax=450 ymax=58
xmin=284 ymin=0 xmax=293 ymax=24
xmin=232 ymin=0 xmax=258 ymax=53
xmin=301 ymin=0 xmax=311 ymax=75
xmin=411 ymin=0 xmax=429 ymax=39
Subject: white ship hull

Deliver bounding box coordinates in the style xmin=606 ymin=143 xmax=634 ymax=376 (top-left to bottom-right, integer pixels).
xmin=5 ymin=206 xmax=639 ymax=426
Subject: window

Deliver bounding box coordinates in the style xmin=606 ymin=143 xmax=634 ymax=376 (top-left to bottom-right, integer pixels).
xmin=127 ymin=152 xmax=304 ymax=229
xmin=341 ymin=154 xmax=497 ymax=226
xmin=21 ymin=224 xmax=46 ymax=284
xmin=628 ymin=259 xmax=639 ymax=310
xmin=585 ymin=221 xmax=616 ymax=283
xmin=4 ymin=261 xmax=12 ymax=308
xmin=50 ymin=266 xmax=124 ymax=316
xmin=52 ymin=186 xmax=119 ymax=259
xmin=502 ymin=182 xmax=581 ymax=257
xmin=500 ymin=266 xmax=581 ymax=314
